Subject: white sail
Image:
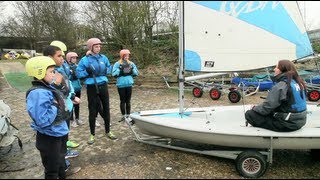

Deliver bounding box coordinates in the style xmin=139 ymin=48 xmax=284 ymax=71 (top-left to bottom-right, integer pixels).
xmin=184 ymin=1 xmax=314 ymax=72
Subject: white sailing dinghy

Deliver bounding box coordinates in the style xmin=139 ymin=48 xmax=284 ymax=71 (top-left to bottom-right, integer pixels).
xmin=127 ymin=1 xmax=319 ymax=178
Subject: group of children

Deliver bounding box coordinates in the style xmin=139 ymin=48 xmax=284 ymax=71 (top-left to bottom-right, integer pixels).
xmin=25 ymin=38 xmax=138 ymax=179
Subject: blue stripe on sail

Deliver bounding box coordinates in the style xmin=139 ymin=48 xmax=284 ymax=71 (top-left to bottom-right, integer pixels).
xmin=191 ymin=1 xmax=313 ymax=59
xmin=297 ymin=32 xmax=313 ymax=58
xmin=185 ymin=50 xmax=202 ymax=71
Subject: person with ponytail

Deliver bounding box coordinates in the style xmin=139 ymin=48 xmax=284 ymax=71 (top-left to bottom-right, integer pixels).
xmin=245 ymin=59 xmax=307 ymax=132
xmin=112 ymin=49 xmax=139 ymax=124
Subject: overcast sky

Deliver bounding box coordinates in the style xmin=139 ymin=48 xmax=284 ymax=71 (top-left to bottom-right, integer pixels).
xmin=2 ymin=1 xmax=320 ymax=31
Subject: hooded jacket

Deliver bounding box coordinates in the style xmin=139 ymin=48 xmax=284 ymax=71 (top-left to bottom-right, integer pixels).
xmin=253 ymin=73 xmax=307 ymax=130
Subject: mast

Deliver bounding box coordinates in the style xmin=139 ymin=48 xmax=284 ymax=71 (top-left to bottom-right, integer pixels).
xmin=178 ymin=1 xmax=185 ymax=116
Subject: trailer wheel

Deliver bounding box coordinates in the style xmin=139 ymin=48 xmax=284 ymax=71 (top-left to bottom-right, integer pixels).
xmin=209 ymin=88 xmax=221 ymax=100
xmin=192 ymin=87 xmax=203 ymax=98
xmin=235 ymin=151 xmax=267 ymax=178
xmin=228 ymin=90 xmax=241 ymax=103
xmin=308 ymin=90 xmax=320 ymax=101
xmin=246 ymin=85 xmax=257 ymax=94
xmin=310 ymin=149 xmax=320 ymax=161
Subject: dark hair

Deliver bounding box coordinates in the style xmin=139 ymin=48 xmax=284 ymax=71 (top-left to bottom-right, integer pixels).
xmin=43 ymin=45 xmax=61 ymax=56
xmin=277 ymin=59 xmax=306 ymax=96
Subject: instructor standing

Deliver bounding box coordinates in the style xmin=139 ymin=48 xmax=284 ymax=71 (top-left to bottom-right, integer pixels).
xmin=76 ymin=38 xmax=117 ymax=145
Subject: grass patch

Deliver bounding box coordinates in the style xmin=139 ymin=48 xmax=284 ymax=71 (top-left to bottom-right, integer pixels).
xmin=4 ymin=72 xmax=32 ymax=92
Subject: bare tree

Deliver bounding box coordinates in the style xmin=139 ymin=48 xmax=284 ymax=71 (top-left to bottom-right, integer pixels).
xmin=39 ymin=1 xmax=77 ymax=49
xmin=2 ymin=1 xmax=78 ymax=51
xmin=84 ymin=1 xmax=144 ymax=47
xmin=80 ymin=1 xmax=179 ymax=66
xmin=138 ymin=1 xmax=163 ymax=43
xmin=162 ymin=1 xmax=179 ymax=32
xmin=2 ymin=1 xmax=45 ymax=50
xmin=82 ymin=1 xmax=111 ymax=41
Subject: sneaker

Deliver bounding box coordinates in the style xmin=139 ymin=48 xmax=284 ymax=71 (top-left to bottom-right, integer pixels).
xmin=71 ymin=120 xmax=78 ymax=128
xmin=67 ymin=140 xmax=79 ymax=148
xmin=118 ymin=115 xmax=126 ymax=122
xmin=87 ymin=134 xmax=95 ymax=145
xmin=76 ymin=119 xmax=84 ymax=125
xmin=107 ymin=131 xmax=117 ymax=140
xmin=95 ymin=121 xmax=101 ymax=127
xmin=65 ymin=149 xmax=80 ymax=159
xmin=65 ymin=159 xmax=71 ymax=171
xmin=66 ymin=166 xmax=81 ymax=177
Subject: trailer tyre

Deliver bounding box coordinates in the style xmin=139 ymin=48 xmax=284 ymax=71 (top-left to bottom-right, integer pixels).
xmin=235 ymin=151 xmax=267 ymax=178
xmin=209 ymin=88 xmax=221 ymax=100
xmin=246 ymin=85 xmax=257 ymax=94
xmin=228 ymin=90 xmax=241 ymax=103
xmin=307 ymin=90 xmax=320 ymax=101
xmin=192 ymin=87 xmax=203 ymax=98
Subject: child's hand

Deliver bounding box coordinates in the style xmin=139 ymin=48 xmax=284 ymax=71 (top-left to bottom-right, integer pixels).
xmin=54 ymin=73 xmax=63 ymax=85
xmin=86 ymin=50 xmax=92 ymax=56
xmin=73 ymin=97 xmax=81 ymax=104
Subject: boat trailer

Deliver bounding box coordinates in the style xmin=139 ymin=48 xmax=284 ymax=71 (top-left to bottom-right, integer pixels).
xmin=125 ymin=119 xmax=276 ymax=178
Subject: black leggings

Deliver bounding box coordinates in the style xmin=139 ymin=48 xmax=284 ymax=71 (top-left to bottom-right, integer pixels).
xmin=117 ymin=87 xmax=132 ymax=115
xmin=36 ymin=132 xmax=67 ymax=179
xmin=86 ymin=83 xmax=110 ymax=135
xmin=70 ymin=90 xmax=81 ymax=120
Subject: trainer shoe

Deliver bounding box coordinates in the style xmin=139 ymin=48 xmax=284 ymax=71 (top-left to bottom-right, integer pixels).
xmin=76 ymin=119 xmax=84 ymax=125
xmin=95 ymin=121 xmax=101 ymax=127
xmin=66 ymin=166 xmax=81 ymax=177
xmin=65 ymin=159 xmax=71 ymax=171
xmin=66 ymin=140 xmax=79 ymax=148
xmin=71 ymin=120 xmax=78 ymax=128
xmin=107 ymin=131 xmax=117 ymax=140
xmin=119 ymin=115 xmax=126 ymax=122
xmin=87 ymin=134 xmax=95 ymax=145
xmin=65 ymin=149 xmax=80 ymax=159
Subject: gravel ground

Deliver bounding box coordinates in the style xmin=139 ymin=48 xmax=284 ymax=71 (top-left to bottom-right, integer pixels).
xmin=0 ymin=79 xmax=320 ymax=179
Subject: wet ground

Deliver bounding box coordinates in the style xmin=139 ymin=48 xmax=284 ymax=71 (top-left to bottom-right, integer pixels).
xmin=0 ymin=73 xmax=320 ymax=179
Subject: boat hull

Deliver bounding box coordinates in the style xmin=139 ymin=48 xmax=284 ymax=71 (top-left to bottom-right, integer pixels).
xmin=131 ymin=104 xmax=320 ymax=149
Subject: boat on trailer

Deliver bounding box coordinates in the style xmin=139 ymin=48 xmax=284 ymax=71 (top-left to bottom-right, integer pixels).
xmin=130 ymin=104 xmax=320 ymax=150
xmin=127 ymin=1 xmax=319 ymax=178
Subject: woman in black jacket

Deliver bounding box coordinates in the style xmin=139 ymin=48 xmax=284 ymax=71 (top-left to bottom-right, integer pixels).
xmin=245 ymin=60 xmax=307 ymax=132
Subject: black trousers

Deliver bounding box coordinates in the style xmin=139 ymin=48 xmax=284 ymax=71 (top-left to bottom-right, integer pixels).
xmin=245 ymin=110 xmax=293 ymax=132
xmin=117 ymin=86 xmax=132 ymax=115
xmin=36 ymin=132 xmax=67 ymax=179
xmin=70 ymin=90 xmax=81 ymax=121
xmin=86 ymin=83 xmax=110 ymax=135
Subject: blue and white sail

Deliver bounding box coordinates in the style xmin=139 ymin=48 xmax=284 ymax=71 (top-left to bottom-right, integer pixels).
xmin=184 ymin=1 xmax=314 ymax=72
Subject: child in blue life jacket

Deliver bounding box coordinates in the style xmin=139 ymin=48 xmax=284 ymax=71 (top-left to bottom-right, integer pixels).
xmin=112 ymin=49 xmax=139 ymax=125
xmin=25 ymin=56 xmax=70 ymax=179
xmin=76 ymin=37 xmax=117 ymax=144
xmin=66 ymin=52 xmax=84 ymax=127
